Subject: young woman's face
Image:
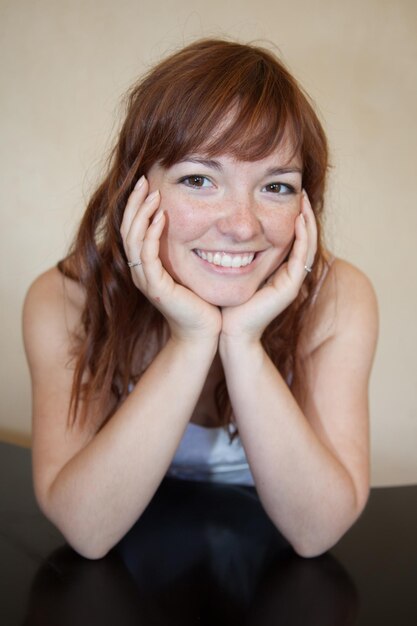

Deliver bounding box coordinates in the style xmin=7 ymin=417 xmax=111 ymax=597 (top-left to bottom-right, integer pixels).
xmin=147 ymin=143 xmax=303 ymax=307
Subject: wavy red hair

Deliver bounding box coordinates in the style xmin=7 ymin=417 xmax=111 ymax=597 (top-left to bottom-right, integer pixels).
xmin=59 ymin=38 xmax=329 ymax=428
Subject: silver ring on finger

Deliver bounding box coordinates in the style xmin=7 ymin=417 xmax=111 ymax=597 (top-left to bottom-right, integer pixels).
xmin=304 ymin=264 xmax=313 ymax=273
xmin=127 ymin=259 xmax=142 ymax=268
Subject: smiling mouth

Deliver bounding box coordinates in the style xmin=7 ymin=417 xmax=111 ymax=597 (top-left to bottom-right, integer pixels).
xmin=194 ymin=249 xmax=256 ymax=268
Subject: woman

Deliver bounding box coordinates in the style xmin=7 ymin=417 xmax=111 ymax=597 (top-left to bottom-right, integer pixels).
xmin=23 ymin=39 xmax=378 ymax=559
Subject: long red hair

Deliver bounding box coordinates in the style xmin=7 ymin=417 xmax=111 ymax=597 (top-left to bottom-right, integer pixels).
xmin=59 ymin=38 xmax=329 ymax=428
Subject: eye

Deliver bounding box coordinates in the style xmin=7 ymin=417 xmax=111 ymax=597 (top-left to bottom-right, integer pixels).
xmin=179 ymin=175 xmax=213 ymax=189
xmin=262 ymin=182 xmax=295 ymax=194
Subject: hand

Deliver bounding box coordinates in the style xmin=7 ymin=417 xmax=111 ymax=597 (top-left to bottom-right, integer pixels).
xmin=120 ymin=176 xmax=222 ymax=343
xmin=220 ymin=190 xmax=317 ymax=343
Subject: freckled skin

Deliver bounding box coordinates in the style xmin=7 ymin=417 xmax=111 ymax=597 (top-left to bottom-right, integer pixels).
xmin=147 ymin=148 xmax=302 ymax=307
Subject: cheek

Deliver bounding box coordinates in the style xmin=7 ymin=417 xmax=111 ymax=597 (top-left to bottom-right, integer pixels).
xmin=266 ymin=210 xmax=298 ymax=248
xmin=160 ymin=198 xmax=212 ymax=244
xmin=158 ymin=198 xmax=212 ymax=275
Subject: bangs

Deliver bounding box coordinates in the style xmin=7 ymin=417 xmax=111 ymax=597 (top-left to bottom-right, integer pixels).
xmin=162 ymin=99 xmax=301 ymax=166
xmin=140 ymin=44 xmax=304 ymax=168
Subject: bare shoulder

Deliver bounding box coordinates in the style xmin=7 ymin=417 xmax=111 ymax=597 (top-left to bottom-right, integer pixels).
xmin=300 ymin=257 xmax=379 ymax=357
xmin=24 ymin=265 xmax=85 ymax=322
xmin=23 ymin=266 xmax=86 ymax=373
xmin=327 ymin=257 xmax=378 ymax=332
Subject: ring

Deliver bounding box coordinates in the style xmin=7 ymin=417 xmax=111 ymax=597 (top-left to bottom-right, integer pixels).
xmin=304 ymin=265 xmax=313 ymax=273
xmin=127 ymin=260 xmax=142 ymax=268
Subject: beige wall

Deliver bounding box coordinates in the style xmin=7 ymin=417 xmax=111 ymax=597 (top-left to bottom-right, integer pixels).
xmin=1 ymin=0 xmax=416 ymax=485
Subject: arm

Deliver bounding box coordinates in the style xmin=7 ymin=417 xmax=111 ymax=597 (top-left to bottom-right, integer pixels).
xmin=220 ymin=261 xmax=377 ymax=557
xmin=24 ymin=180 xmax=221 ymax=559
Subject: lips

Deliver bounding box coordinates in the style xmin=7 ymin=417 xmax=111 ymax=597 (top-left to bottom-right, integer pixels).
xmin=194 ymin=249 xmax=256 ymax=268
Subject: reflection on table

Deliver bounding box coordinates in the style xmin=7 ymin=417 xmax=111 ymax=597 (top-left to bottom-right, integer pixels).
xmin=1 ymin=442 xmax=417 ymax=625
xmin=23 ymin=479 xmax=357 ymax=625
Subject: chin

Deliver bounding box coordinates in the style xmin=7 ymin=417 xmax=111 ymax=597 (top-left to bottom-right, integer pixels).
xmin=195 ymin=287 xmax=256 ymax=308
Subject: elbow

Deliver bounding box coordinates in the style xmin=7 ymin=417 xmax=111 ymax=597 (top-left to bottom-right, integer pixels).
xmin=288 ymin=487 xmax=371 ymax=560
xmin=35 ymin=486 xmax=116 ymax=560
xmin=66 ymin=538 xmax=111 ymax=561
xmin=52 ymin=511 xmax=117 ymax=560
xmin=291 ymin=538 xmax=335 ymax=559
xmin=290 ymin=530 xmax=345 ymax=559
xmin=51 ymin=511 xmax=115 ymax=560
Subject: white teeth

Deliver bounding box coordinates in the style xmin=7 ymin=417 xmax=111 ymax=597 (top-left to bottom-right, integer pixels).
xmin=195 ymin=250 xmax=255 ymax=268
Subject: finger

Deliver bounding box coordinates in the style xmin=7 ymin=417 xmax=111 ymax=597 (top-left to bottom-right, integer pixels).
xmin=140 ymin=209 xmax=168 ymax=288
xmin=124 ymin=190 xmax=161 ymax=266
xmin=120 ymin=176 xmax=148 ymax=239
xmin=285 ymin=210 xmax=309 ymax=279
xmin=301 ymin=191 xmax=317 ymax=268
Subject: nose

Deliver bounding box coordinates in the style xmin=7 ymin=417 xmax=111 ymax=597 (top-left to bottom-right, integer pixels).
xmin=216 ymin=195 xmax=263 ymax=242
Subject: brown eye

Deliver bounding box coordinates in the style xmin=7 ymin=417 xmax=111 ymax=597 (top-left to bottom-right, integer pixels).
xmin=189 ymin=176 xmax=205 ymax=187
xmin=180 ymin=175 xmax=213 ymax=189
xmin=264 ymin=183 xmax=294 ymax=194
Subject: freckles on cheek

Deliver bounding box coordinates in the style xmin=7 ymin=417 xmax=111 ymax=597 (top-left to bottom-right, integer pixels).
xmin=268 ymin=212 xmax=297 ymax=246
xmin=168 ymin=206 xmax=191 ymax=230
xmin=165 ymin=202 xmax=211 ymax=239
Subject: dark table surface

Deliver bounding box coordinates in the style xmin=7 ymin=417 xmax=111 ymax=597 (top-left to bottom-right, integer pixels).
xmin=1 ymin=441 xmax=416 ymax=625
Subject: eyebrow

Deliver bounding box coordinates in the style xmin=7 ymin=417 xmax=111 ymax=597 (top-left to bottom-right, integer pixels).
xmin=264 ymin=166 xmax=303 ymax=176
xmin=177 ymin=157 xmax=302 ymax=176
xmin=177 ymin=157 xmax=223 ymax=171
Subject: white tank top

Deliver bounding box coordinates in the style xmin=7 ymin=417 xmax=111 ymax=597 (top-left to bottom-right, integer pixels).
xmin=126 ymin=381 xmax=254 ymax=485
xmin=166 ymin=423 xmax=255 ymax=486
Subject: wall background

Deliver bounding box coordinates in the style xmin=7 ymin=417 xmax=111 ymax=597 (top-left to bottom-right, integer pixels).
xmin=1 ymin=0 xmax=416 ymax=486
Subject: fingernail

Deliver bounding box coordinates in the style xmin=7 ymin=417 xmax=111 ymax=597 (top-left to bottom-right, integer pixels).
xmin=152 ymin=208 xmax=164 ymax=224
xmin=135 ymin=175 xmax=146 ymax=189
xmin=146 ymin=190 xmax=160 ymax=202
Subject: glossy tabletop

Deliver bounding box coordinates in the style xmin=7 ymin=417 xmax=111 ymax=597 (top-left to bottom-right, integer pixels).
xmin=1 ymin=441 xmax=416 ymax=625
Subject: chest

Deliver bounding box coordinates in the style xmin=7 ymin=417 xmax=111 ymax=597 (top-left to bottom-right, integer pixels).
xmin=190 ymin=354 xmax=225 ymax=427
